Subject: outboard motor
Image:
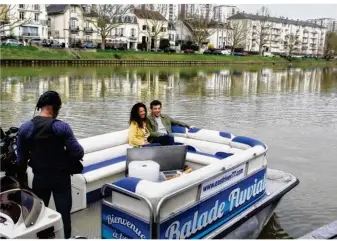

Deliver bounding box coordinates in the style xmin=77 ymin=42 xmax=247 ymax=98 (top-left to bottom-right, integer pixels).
xmin=0 ymin=127 xmax=19 ymax=178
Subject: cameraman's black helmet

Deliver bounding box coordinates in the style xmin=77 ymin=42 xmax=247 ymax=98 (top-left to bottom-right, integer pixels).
xmin=36 ymin=91 xmax=62 ymax=111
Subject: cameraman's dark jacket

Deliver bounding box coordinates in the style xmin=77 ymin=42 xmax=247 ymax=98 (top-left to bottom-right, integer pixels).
xmin=16 ymin=116 xmax=84 ymax=177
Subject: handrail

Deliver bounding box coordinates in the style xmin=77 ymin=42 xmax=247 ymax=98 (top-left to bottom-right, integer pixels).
xmin=100 ymin=183 xmax=155 ymax=238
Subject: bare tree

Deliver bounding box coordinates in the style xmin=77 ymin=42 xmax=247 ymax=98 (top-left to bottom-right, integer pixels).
xmin=86 ymin=4 xmax=131 ymax=50
xmin=285 ymin=33 xmax=298 ymax=55
xmin=184 ymin=8 xmax=216 ymax=49
xmin=135 ymin=5 xmax=168 ymax=51
xmin=228 ymin=20 xmax=247 ymax=54
xmin=0 ymin=4 xmax=33 ymax=35
xmin=254 ymin=6 xmax=273 ymax=55
xmin=325 ymin=31 xmax=337 ymax=57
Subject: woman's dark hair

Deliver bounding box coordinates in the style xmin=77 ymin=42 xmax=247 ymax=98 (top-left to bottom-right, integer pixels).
xmin=150 ymin=100 xmax=162 ymax=109
xmin=129 ymin=102 xmax=147 ymax=128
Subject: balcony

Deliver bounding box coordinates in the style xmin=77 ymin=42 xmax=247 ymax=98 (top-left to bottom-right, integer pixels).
xmin=84 ymin=27 xmax=94 ymax=33
xmin=129 ymin=35 xmax=137 ymax=41
xmin=21 ymin=32 xmax=39 ymax=37
xmin=24 ymin=19 xmax=47 ymax=26
xmin=69 ymin=26 xmax=80 ymax=32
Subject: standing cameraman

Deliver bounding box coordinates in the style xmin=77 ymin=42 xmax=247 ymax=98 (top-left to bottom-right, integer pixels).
xmin=16 ymin=91 xmax=84 ymax=239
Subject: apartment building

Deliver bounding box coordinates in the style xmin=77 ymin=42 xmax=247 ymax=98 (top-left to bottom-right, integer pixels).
xmin=228 ymin=12 xmax=327 ymax=55
xmin=308 ymin=18 xmax=336 ymax=32
xmin=179 ymin=4 xmax=214 ymax=19
xmin=213 ymin=5 xmax=240 ymax=23
xmin=0 ymin=4 xmax=48 ymax=41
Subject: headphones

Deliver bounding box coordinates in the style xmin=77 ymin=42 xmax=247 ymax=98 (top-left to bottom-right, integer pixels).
xmin=35 ymin=91 xmax=62 ymax=115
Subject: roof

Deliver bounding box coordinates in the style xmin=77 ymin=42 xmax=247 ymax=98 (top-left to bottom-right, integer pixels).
xmin=228 ymin=13 xmax=326 ymax=29
xmin=183 ymin=19 xmax=230 ymax=31
xmin=47 ymin=4 xmax=88 ymax=15
xmin=46 ymin=5 xmax=69 ymax=14
xmin=132 ymin=8 xmax=166 ymax=21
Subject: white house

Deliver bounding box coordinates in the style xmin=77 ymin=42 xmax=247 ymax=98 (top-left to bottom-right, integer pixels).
xmin=107 ymin=13 xmax=139 ymax=50
xmin=206 ymin=23 xmax=232 ymax=48
xmin=132 ymin=8 xmax=169 ymax=50
xmin=0 ymin=4 xmax=48 ymax=42
xmin=228 ymin=12 xmax=327 ymax=55
xmin=47 ymin=4 xmax=99 ymax=47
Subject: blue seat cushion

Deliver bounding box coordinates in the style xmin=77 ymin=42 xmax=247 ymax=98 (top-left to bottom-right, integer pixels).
xmin=82 ymin=155 xmax=126 ymax=174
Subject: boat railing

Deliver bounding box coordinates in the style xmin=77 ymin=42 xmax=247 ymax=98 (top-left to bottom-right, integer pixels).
xmin=101 ymin=183 xmax=155 ymax=238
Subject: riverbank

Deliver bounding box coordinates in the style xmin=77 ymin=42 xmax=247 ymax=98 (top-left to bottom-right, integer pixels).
xmin=1 ymin=46 xmax=336 ymax=66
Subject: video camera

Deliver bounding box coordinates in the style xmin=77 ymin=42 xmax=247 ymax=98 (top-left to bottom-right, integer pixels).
xmin=1 ymin=127 xmax=19 ymax=176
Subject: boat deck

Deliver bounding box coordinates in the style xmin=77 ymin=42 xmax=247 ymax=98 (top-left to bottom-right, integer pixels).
xmin=71 ymin=168 xmax=298 ymax=239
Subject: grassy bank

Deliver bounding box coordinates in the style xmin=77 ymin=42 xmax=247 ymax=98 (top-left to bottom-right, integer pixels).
xmin=1 ymin=46 xmax=336 ymax=65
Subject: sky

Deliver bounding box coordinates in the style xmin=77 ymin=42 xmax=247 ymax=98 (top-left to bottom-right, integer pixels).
xmin=235 ymin=4 xmax=337 ymax=20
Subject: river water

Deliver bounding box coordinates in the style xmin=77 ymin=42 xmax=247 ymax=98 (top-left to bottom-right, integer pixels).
xmin=1 ymin=66 xmax=337 ymax=238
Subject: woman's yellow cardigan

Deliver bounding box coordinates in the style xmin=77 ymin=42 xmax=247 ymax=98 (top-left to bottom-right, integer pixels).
xmin=128 ymin=121 xmax=149 ymax=147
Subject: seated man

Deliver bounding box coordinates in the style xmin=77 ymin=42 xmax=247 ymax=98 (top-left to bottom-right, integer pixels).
xmin=147 ymin=100 xmax=193 ymax=145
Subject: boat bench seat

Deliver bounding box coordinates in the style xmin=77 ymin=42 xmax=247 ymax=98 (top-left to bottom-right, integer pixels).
xmin=82 ymin=155 xmax=126 ymax=174
xmin=175 ymin=142 xmax=233 ymax=159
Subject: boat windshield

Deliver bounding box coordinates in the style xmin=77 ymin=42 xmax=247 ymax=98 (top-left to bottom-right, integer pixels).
xmin=0 ymin=189 xmax=43 ymax=227
xmin=0 ymin=176 xmax=20 ymax=193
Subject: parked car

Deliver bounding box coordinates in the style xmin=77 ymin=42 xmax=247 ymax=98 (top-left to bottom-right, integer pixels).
xmin=50 ymin=40 xmax=63 ymax=48
xmin=164 ymin=47 xmax=176 ymax=53
xmin=234 ymin=52 xmax=248 ymax=56
xmin=82 ymin=42 xmax=97 ymax=49
xmin=213 ymin=49 xmax=231 ymax=55
xmin=184 ymin=49 xmax=195 ymax=54
xmin=28 ymin=38 xmax=42 ymax=46
xmin=203 ymin=49 xmax=213 ymax=54
xmin=2 ymin=39 xmax=23 ymax=46
xmin=263 ymin=52 xmax=274 ymax=57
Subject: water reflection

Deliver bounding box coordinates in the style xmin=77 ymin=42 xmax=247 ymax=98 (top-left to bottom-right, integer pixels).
xmin=1 ymin=68 xmax=336 ymax=104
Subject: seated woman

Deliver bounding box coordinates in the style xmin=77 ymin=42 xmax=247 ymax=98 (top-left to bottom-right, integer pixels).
xmin=128 ymin=103 xmax=151 ymax=147
xmin=128 ymin=103 xmax=174 ymax=147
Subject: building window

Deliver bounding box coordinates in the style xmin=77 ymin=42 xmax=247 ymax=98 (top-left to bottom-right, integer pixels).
xmin=19 ymin=12 xmax=25 ymax=20
xmin=152 ymin=26 xmax=155 ymax=32
xmin=34 ymin=13 xmax=39 ymax=22
xmin=120 ymin=28 xmax=124 ymax=36
xmin=22 ymin=26 xmax=38 ymax=36
xmin=131 ymin=28 xmax=135 ymax=37
xmin=55 ymin=30 xmax=59 ymax=38
xmin=19 ymin=4 xmax=24 ymax=9
xmin=114 ymin=28 xmax=118 ymax=36
xmin=70 ymin=19 xmax=77 ymax=28
xmin=34 ymin=5 xmax=39 ymax=11
xmin=85 ymin=35 xmax=90 ymax=41
xmin=142 ymin=25 xmax=147 ymax=30
xmin=85 ymin=21 xmax=89 ymax=28
xmin=161 ymin=27 xmax=166 ymax=32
